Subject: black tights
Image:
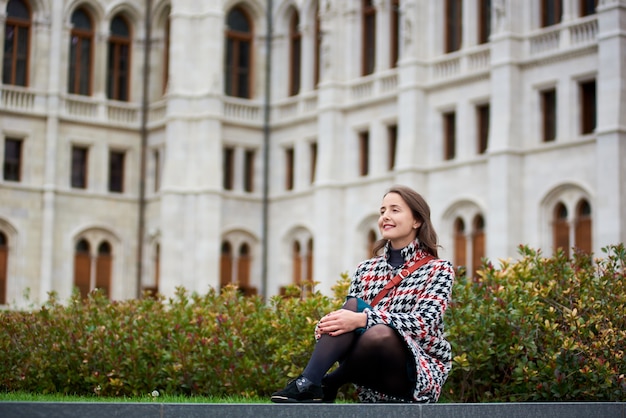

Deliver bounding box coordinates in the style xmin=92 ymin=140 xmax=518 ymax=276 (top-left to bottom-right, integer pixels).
xmin=301 ymin=298 xmax=414 ymax=399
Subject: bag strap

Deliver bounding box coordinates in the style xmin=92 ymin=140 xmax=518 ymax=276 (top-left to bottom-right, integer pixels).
xmin=370 ymin=255 xmax=435 ymax=306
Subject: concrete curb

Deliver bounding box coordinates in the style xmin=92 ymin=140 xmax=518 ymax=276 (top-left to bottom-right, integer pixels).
xmin=0 ymin=402 xmax=624 ymax=418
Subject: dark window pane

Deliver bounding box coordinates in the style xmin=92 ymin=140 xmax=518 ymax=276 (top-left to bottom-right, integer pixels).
xmin=111 ymin=16 xmax=130 ymax=37
xmin=71 ymin=146 xmax=88 ymax=188
xmin=580 ymin=80 xmax=596 ymax=134
xmin=580 ymin=0 xmax=597 ymax=16
xmin=7 ymin=0 xmax=30 ymax=19
xmin=72 ymin=8 xmax=92 ymax=30
xmin=108 ymin=151 xmax=125 ymax=193
xmin=3 ymin=138 xmax=22 ymax=181
xmin=542 ymin=89 xmax=557 ymax=142
xmin=227 ymin=8 xmax=251 ymax=32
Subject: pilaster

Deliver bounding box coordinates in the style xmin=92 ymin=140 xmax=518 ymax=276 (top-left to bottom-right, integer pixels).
xmin=594 ymin=0 xmax=626 ymax=248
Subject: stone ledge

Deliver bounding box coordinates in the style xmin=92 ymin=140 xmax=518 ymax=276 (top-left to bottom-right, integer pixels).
xmin=0 ymin=401 xmax=623 ymax=418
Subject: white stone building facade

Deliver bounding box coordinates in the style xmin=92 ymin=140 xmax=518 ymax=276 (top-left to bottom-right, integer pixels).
xmin=0 ymin=0 xmax=624 ymax=306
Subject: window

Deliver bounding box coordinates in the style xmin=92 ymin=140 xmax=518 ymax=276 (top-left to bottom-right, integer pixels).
xmin=285 ymin=147 xmax=294 ymax=190
xmin=359 ymin=131 xmax=370 ymax=176
xmin=580 ymin=79 xmax=596 ymax=135
xmin=73 ymin=239 xmax=91 ymax=298
xmin=153 ymin=149 xmax=161 ymax=192
xmin=314 ymin=6 xmax=321 ymax=87
xmin=387 ymin=125 xmax=397 ymax=170
xmin=541 ymin=0 xmax=562 ymax=27
xmin=478 ymin=0 xmax=491 ymax=44
xmin=3 ymin=138 xmax=22 ymax=181
xmin=244 ymin=149 xmax=255 ymax=192
xmin=73 ymin=239 xmax=112 ymax=299
xmin=310 ymin=142 xmax=317 ymax=184
xmin=95 ymin=241 xmax=112 ymax=298
xmin=574 ymin=199 xmax=592 ymax=254
xmin=220 ymin=241 xmax=233 ymax=288
xmin=580 ymin=0 xmax=597 ymax=17
xmin=443 ymin=111 xmax=456 ymax=160
xmin=68 ymin=8 xmax=94 ymax=95
xmin=362 ymin=0 xmax=376 ymax=76
xmin=454 ymin=218 xmax=466 ymax=276
xmin=471 ymin=215 xmax=486 ymax=278
xmin=108 ymin=150 xmax=125 ymax=193
xmin=289 ymin=11 xmax=301 ymax=96
xmin=367 ymin=230 xmax=377 ymax=258
xmin=225 ymin=7 xmax=253 ymax=98
xmin=71 ymin=146 xmax=88 ymax=189
xmin=306 ymin=238 xmax=314 ymax=285
xmin=553 ymin=202 xmax=569 ymax=257
xmin=476 ymin=104 xmax=490 ymax=154
xmin=238 ymin=244 xmax=255 ymax=295
xmin=390 ymin=0 xmax=400 ymax=67
xmin=0 ymin=232 xmax=7 ymax=304
xmin=107 ymin=15 xmax=131 ymax=101
xmin=541 ymin=88 xmax=557 ymax=142
xmin=2 ymin=0 xmax=31 ymax=86
xmin=292 ymin=241 xmax=302 ymax=285
xmin=223 ymin=147 xmax=234 ymax=190
xmin=445 ymin=0 xmax=463 ymax=53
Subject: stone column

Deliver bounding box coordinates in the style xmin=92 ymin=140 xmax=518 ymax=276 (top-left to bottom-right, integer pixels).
xmin=484 ymin=0 xmax=525 ymax=261
xmin=159 ymin=2 xmax=225 ymax=296
xmin=39 ymin=1 xmax=63 ymax=301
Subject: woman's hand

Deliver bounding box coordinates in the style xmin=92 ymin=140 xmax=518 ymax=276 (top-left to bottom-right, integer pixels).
xmin=315 ymin=309 xmax=367 ymax=339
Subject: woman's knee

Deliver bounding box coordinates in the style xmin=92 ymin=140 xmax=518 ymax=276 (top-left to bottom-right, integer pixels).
xmin=341 ymin=297 xmax=359 ymax=312
xmin=358 ymin=325 xmax=400 ymax=350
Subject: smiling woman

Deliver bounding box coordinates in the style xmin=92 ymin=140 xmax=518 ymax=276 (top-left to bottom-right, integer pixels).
xmin=271 ymin=185 xmax=455 ymax=404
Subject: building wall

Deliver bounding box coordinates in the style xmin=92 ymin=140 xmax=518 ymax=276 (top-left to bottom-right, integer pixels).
xmin=0 ymin=0 xmax=624 ymax=307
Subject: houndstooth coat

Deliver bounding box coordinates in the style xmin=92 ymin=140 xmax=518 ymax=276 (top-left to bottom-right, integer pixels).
xmin=347 ymin=238 xmax=455 ymax=403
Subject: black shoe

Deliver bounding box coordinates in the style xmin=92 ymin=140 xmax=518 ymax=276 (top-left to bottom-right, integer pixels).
xmin=321 ymin=375 xmax=339 ymax=403
xmin=271 ymin=375 xmax=323 ymax=403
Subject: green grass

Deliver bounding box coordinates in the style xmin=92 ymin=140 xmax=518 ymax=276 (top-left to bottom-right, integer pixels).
xmin=0 ymin=392 xmax=270 ymax=403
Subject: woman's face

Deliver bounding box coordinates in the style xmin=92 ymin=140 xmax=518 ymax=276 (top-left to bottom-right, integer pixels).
xmin=378 ymin=192 xmax=422 ymax=249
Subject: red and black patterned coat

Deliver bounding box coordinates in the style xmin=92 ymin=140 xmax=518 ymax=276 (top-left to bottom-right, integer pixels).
xmin=347 ymin=238 xmax=455 ymax=403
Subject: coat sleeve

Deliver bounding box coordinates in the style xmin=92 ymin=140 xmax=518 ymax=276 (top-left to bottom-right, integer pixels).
xmin=363 ymin=260 xmax=455 ymax=340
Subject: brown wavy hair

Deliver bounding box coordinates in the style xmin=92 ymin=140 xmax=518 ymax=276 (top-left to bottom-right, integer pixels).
xmin=372 ymin=185 xmax=440 ymax=258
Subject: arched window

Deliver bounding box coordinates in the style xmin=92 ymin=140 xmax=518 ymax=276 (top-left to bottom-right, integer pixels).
xmin=472 ymin=215 xmax=486 ymax=278
xmin=0 ymin=232 xmax=8 ymax=304
xmin=68 ymin=8 xmax=94 ymax=95
xmin=367 ymin=229 xmax=377 ymax=257
xmin=289 ymin=11 xmax=301 ymax=96
xmin=574 ymin=199 xmax=592 ymax=254
xmin=313 ymin=2 xmax=321 ymax=87
xmin=292 ymin=241 xmax=302 ymax=285
xmin=107 ymin=15 xmax=131 ymax=101
xmin=390 ymin=0 xmax=400 ymax=67
xmin=553 ymin=202 xmax=569 ymax=257
xmin=96 ymin=241 xmax=112 ymax=298
xmin=306 ymin=238 xmax=313 ymax=283
xmin=225 ymin=7 xmax=253 ymax=98
xmin=220 ymin=241 xmax=233 ymax=288
xmin=445 ymin=0 xmax=462 ymax=53
xmin=453 ymin=218 xmax=466 ymax=275
xmin=238 ymin=243 xmax=254 ymax=295
xmin=144 ymin=242 xmax=160 ymax=296
xmin=362 ymin=0 xmax=376 ymax=76
xmin=73 ymin=239 xmax=91 ymax=298
xmin=3 ymin=0 xmax=31 ymax=86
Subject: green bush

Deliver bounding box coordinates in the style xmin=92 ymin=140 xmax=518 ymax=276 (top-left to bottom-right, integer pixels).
xmin=443 ymin=244 xmax=626 ymax=402
xmin=0 ymin=245 xmax=624 ymax=401
xmin=0 ymin=282 xmax=344 ymax=398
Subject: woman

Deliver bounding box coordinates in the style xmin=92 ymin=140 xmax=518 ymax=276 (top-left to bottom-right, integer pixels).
xmin=271 ymin=185 xmax=455 ymax=403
